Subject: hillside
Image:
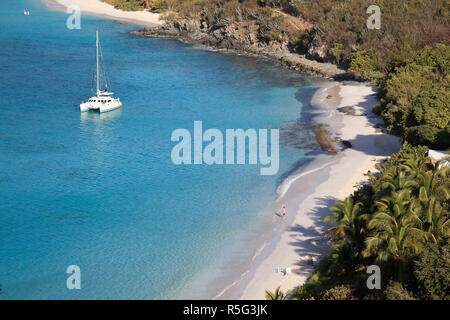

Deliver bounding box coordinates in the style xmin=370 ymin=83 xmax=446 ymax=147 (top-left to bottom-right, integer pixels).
xmin=123 ymin=0 xmax=450 ymax=150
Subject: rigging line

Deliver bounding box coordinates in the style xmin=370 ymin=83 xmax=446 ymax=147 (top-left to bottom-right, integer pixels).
xmin=98 ymin=40 xmax=112 ymax=91
xmin=99 ymin=40 xmax=104 ymax=89
xmin=91 ymin=72 xmax=95 ymax=94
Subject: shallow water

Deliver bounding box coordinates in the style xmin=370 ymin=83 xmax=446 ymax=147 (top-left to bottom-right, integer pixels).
xmin=0 ymin=0 xmax=324 ymax=299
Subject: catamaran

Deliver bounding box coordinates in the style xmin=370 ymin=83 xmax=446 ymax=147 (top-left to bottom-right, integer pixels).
xmin=80 ymin=31 xmax=122 ymax=113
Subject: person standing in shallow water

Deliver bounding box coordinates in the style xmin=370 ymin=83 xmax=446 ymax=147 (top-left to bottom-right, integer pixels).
xmin=281 ymin=204 xmax=286 ymax=221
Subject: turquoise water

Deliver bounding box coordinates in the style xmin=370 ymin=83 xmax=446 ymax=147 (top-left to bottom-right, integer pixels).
xmin=0 ymin=0 xmax=322 ymax=299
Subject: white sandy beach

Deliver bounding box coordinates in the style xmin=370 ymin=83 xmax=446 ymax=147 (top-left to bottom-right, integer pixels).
xmin=41 ymin=0 xmax=401 ymax=299
xmin=44 ymin=0 xmax=163 ymax=26
xmin=218 ymin=82 xmax=403 ymax=299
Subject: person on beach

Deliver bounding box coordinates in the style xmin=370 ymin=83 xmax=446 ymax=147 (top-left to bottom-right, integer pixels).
xmin=281 ymin=204 xmax=286 ymax=221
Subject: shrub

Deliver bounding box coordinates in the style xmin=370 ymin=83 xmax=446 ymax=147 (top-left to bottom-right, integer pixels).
xmin=151 ymin=0 xmax=168 ymax=13
xmin=112 ymin=0 xmax=146 ymax=11
xmin=377 ymin=44 xmax=450 ymax=148
xmin=328 ymin=43 xmax=345 ymax=65
xmin=257 ymin=15 xmax=285 ymax=43
xmin=410 ymin=89 xmax=450 ymax=130
xmin=348 ymin=50 xmax=385 ymax=84
xmin=322 ymin=285 xmax=355 ymax=300
xmin=405 ymin=125 xmax=442 ymax=148
xmin=384 ymin=281 xmax=415 ymax=300
xmin=288 ymin=30 xmax=308 ymax=53
xmin=414 ymin=240 xmax=450 ymax=300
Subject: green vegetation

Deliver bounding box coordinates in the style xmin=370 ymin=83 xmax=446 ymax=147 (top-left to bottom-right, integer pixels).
xmin=291 ymin=144 xmax=449 ymax=300
xmin=151 ymin=0 xmax=168 ymax=13
xmin=375 ymin=44 xmax=450 ymax=149
xmin=284 ymin=0 xmax=448 ymax=72
xmin=322 ymin=285 xmax=355 ymax=300
xmin=265 ymin=286 xmax=289 ymax=300
xmin=102 ymin=0 xmax=154 ymax=11
xmin=348 ymin=50 xmax=385 ymax=84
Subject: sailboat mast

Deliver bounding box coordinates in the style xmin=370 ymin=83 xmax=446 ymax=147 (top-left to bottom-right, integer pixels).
xmin=96 ymin=30 xmax=100 ymax=96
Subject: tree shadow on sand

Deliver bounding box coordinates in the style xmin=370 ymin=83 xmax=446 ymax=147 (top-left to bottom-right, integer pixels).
xmin=336 ymin=85 xmax=402 ymax=157
xmin=287 ymin=196 xmax=337 ymax=278
xmin=347 ymin=133 xmax=401 ymax=157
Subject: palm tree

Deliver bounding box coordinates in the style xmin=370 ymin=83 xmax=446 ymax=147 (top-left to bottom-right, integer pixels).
xmin=379 ymin=167 xmax=418 ymax=193
xmin=364 ymin=189 xmax=424 ymax=263
xmin=325 ymin=197 xmax=370 ymax=271
xmin=407 ymin=159 xmax=449 ymax=243
xmin=417 ymin=161 xmax=448 ymax=198
xmin=265 ymin=286 xmax=288 ymax=300
xmin=401 ymin=154 xmax=429 ymax=177
xmin=412 ymin=186 xmax=450 ymax=243
xmin=325 ymin=197 xmax=368 ymax=246
xmin=419 ymin=197 xmax=449 ymax=242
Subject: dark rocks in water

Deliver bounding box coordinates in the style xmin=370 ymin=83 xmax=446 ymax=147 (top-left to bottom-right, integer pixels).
xmin=337 ymin=106 xmax=357 ymax=116
xmin=279 ymin=122 xmax=317 ymax=149
xmin=314 ymin=125 xmax=338 ymax=154
xmin=280 ymin=122 xmax=340 ymax=154
xmin=342 ymin=140 xmax=353 ymax=149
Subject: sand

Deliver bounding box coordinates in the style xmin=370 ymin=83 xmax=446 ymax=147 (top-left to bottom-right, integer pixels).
xmin=39 ymin=1 xmax=401 ymax=299
xmin=218 ymin=82 xmax=402 ymax=299
xmin=44 ymin=0 xmax=163 ymax=26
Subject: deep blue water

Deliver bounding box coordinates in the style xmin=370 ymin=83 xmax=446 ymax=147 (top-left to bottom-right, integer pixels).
xmin=0 ymin=0 xmax=323 ymax=299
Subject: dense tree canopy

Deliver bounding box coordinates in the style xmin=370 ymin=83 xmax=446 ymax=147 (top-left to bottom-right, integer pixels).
xmin=293 ymin=144 xmax=449 ymax=300
xmin=375 ymin=44 xmax=450 ymax=149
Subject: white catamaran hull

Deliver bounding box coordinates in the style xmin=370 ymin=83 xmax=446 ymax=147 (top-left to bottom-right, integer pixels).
xmin=80 ymin=98 xmax=122 ymax=113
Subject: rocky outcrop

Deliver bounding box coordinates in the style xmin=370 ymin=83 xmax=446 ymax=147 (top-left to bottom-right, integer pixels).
xmin=131 ymin=17 xmax=346 ymax=78
xmin=278 ymin=53 xmax=343 ymax=78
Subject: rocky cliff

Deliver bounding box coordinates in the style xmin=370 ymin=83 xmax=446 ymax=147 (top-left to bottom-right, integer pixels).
xmin=131 ymin=16 xmax=348 ymax=79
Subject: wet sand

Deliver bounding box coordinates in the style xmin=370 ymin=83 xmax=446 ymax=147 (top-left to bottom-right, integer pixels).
xmin=218 ymin=82 xmax=402 ymax=299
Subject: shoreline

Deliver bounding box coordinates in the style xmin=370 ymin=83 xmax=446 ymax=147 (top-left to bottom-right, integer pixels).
xmin=172 ymin=78 xmax=334 ymax=300
xmin=44 ymin=0 xmax=351 ymax=80
xmin=40 ymin=0 xmax=402 ymax=300
xmin=42 ymin=0 xmax=163 ymax=27
xmin=216 ymin=82 xmax=402 ymax=299
xmin=133 ymin=28 xmax=348 ymax=79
